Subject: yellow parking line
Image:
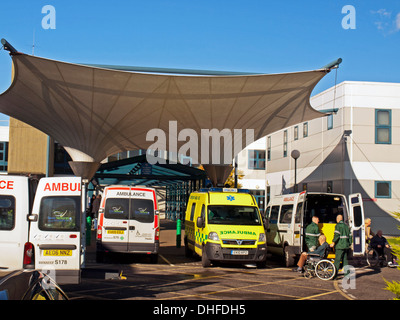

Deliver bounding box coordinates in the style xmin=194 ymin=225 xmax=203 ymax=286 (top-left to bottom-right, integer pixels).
xmin=333 ymin=279 xmax=354 ymax=300
xmin=296 ymin=290 xmax=339 ymax=300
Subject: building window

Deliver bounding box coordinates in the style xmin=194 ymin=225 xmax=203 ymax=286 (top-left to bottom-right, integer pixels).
xmin=54 ymin=143 xmax=72 ymax=174
xmin=294 ymin=126 xmax=299 ymax=140
xmin=327 ymin=114 xmax=333 ymax=130
xmin=375 ymin=109 xmax=391 ymax=144
xmin=303 ymin=122 xmax=308 ymax=137
xmin=0 ymin=142 xmax=9 ymax=172
xmin=327 ymin=181 xmax=333 ymax=193
xmin=248 ymin=150 xmax=266 ymax=170
xmin=283 ymin=130 xmax=288 ymax=157
xmin=267 ymin=136 xmax=271 ymax=161
xmin=375 ymin=181 xmax=391 ymax=198
xmin=251 ymin=190 xmax=265 ymax=215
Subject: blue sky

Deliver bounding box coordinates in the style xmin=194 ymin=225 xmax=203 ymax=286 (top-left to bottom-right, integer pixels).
xmin=0 ymin=0 xmax=399 ymax=121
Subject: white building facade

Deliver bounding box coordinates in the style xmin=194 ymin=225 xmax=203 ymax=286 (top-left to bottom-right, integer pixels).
xmin=264 ymin=81 xmax=400 ymax=235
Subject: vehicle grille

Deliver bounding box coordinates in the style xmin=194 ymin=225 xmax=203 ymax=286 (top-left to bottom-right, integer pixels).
xmin=222 ymin=239 xmax=256 ymax=246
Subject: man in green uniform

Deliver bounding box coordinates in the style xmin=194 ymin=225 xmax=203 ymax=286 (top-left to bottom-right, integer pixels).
xmin=305 ymin=216 xmax=320 ymax=252
xmin=330 ymin=214 xmax=352 ymax=278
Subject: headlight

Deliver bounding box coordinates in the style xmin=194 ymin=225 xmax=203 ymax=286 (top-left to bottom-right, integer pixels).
xmin=208 ymin=232 xmax=220 ymax=241
xmin=258 ymin=233 xmax=266 ymax=243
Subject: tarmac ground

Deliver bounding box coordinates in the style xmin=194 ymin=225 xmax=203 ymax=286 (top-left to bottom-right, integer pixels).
xmin=63 ymin=219 xmax=400 ymax=301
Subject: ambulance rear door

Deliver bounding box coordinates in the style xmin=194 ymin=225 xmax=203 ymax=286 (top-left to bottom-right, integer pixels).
xmin=348 ymin=193 xmax=365 ymax=256
xmin=28 ymin=177 xmax=82 ymax=284
xmin=0 ymin=176 xmax=29 ymax=270
xmin=127 ymin=188 xmax=159 ymax=255
xmin=100 ymin=186 xmax=130 ymax=252
xmin=293 ymin=192 xmax=306 ymax=252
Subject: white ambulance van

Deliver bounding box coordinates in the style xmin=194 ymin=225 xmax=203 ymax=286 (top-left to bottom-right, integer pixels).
xmin=96 ymin=186 xmax=160 ymax=263
xmin=0 ymin=176 xmax=37 ymax=271
xmin=0 ymin=175 xmax=82 ymax=285
xmin=27 ymin=177 xmax=82 ymax=284
xmin=265 ymin=191 xmax=365 ymax=267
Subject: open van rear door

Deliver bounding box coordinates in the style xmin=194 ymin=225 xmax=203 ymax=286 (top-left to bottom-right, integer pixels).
xmin=348 ymin=193 xmax=365 ymax=256
xmin=28 ymin=177 xmax=82 ymax=284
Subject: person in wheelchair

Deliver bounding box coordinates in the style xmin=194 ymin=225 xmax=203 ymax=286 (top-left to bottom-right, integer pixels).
xmin=293 ymin=234 xmax=329 ymax=273
xmin=370 ymin=230 xmax=398 ymax=267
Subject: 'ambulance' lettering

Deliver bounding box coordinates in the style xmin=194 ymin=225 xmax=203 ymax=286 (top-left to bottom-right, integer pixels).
xmin=0 ymin=180 xmax=14 ymax=190
xmin=44 ymin=182 xmax=81 ymax=192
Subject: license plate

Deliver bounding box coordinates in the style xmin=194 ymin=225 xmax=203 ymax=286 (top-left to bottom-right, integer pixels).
xmin=107 ymin=230 xmax=124 ymax=234
xmin=43 ymin=249 xmax=72 ymax=256
xmin=231 ymin=250 xmax=248 ymax=255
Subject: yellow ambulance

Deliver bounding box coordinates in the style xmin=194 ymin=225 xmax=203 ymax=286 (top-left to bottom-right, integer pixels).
xmin=184 ymin=188 xmax=267 ymax=267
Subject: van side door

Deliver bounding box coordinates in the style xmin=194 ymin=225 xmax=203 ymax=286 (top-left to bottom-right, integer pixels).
xmin=0 ymin=176 xmax=29 ymax=270
xmin=266 ymin=205 xmax=280 ymax=249
xmin=348 ymin=193 xmax=365 ymax=256
xmin=28 ymin=177 xmax=82 ymax=284
xmin=293 ymin=201 xmax=304 ymax=252
xmin=278 ymin=204 xmax=294 ymax=247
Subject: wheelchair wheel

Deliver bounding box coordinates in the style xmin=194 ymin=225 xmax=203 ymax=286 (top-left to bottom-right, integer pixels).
xmin=315 ymin=260 xmax=336 ymax=281
xmin=304 ymin=270 xmax=313 ymax=279
xmin=366 ymin=248 xmax=379 ymax=267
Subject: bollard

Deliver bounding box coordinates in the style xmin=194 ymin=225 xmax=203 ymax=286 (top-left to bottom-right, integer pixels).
xmin=86 ymin=216 xmax=92 ymax=246
xmin=176 ymin=219 xmax=181 ymax=248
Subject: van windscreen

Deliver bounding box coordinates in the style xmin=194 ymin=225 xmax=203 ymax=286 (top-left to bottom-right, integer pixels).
xmin=0 ymin=196 xmax=15 ymax=231
xmin=39 ymin=196 xmax=81 ymax=231
xmin=208 ymin=205 xmax=261 ymax=226
xmin=105 ymin=198 xmax=154 ymax=223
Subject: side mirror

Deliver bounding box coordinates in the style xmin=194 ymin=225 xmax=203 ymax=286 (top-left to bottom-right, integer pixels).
xmin=196 ymin=217 xmax=205 ymax=228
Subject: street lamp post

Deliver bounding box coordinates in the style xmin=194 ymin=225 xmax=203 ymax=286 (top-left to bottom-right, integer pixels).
xmin=291 ymin=150 xmax=300 ymax=193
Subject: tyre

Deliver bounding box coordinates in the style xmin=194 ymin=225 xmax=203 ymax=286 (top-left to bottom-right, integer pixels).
xmin=201 ymin=246 xmax=212 ymax=268
xmin=150 ymin=254 xmax=158 ymax=264
xmin=184 ymin=237 xmax=193 ymax=258
xmin=284 ymin=246 xmax=295 ymax=267
xmin=315 ymin=260 xmax=336 ymax=280
xmin=366 ymin=248 xmax=379 ymax=267
xmin=96 ymin=250 xmax=104 ymax=263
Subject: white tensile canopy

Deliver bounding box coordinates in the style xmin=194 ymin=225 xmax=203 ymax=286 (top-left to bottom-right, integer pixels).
xmin=0 ymin=44 xmax=337 ymax=182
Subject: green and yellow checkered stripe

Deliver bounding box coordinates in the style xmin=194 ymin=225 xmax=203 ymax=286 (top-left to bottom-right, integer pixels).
xmin=195 ymin=230 xmax=208 ymax=244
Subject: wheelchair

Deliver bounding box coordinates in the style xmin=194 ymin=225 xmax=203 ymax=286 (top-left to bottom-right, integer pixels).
xmin=366 ymin=245 xmax=388 ymax=268
xmin=303 ymin=247 xmax=336 ymax=281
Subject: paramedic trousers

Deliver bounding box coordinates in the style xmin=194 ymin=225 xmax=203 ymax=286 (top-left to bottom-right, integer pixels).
xmin=333 ymin=249 xmax=350 ymax=276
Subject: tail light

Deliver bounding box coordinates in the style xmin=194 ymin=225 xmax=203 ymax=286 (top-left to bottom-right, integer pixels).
xmin=154 ymin=211 xmax=159 ymax=241
xmin=97 ymin=226 xmax=102 ymax=240
xmin=23 ymin=242 xmax=34 ymax=269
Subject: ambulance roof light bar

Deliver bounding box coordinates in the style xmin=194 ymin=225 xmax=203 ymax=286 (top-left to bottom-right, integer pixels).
xmin=199 ymin=187 xmax=251 ymax=194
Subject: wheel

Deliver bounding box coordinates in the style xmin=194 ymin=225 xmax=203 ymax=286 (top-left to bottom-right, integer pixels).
xmin=184 ymin=237 xmax=193 ymax=258
xmin=304 ymin=270 xmax=313 ymax=279
xmin=284 ymin=246 xmax=295 ymax=267
xmin=315 ymin=260 xmax=336 ymax=281
xmin=366 ymin=248 xmax=380 ymax=267
xmin=256 ymin=258 xmax=267 ymax=268
xmin=96 ymin=250 xmax=104 ymax=263
xmin=150 ymin=254 xmax=158 ymax=264
xmin=201 ymin=246 xmax=212 ymax=268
